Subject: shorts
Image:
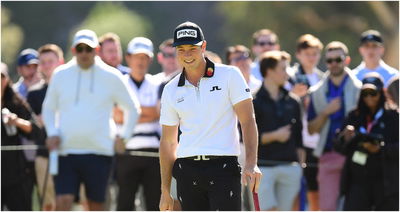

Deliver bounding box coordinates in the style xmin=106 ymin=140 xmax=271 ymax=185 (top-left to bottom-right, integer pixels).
xmin=259 ymin=164 xmax=302 ymax=210
xmin=54 ymin=154 xmax=112 ymax=202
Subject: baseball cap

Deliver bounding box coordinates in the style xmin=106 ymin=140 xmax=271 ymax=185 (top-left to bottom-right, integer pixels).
xmin=360 ymin=30 xmax=383 ymax=45
xmin=17 ymin=48 xmax=39 ymax=66
xmin=72 ymin=29 xmax=99 ymax=48
xmin=361 ymin=72 xmax=384 ymax=91
xmin=173 ymin=21 xmax=204 ymax=47
xmin=127 ymin=37 xmax=154 ymax=58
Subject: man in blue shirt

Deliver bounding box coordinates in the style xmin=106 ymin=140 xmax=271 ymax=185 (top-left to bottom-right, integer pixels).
xmin=307 ymin=41 xmax=361 ymax=210
xmin=353 ymin=30 xmax=398 ymax=87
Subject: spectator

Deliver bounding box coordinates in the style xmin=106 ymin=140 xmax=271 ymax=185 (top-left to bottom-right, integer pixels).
xmin=227 ymin=45 xmax=261 ymax=95
xmin=13 ymin=48 xmax=43 ymax=208
xmin=154 ymin=38 xmax=180 ymax=83
xmin=1 ymin=62 xmax=43 ymax=210
xmin=42 ymin=29 xmax=141 ymax=211
xmin=116 ymin=37 xmax=161 ymax=211
xmin=205 ymin=50 xmax=223 ymax=63
xmin=98 ymin=32 xmax=130 ymax=75
xmin=27 ymin=44 xmax=64 ymax=211
xmin=291 ymin=34 xmax=324 ymax=210
xmin=353 ymin=30 xmax=398 ymax=87
xmin=14 ymin=48 xmax=43 ymax=98
xmin=386 ymin=75 xmax=399 ymax=109
xmin=250 ymin=29 xmax=280 ymax=81
xmin=253 ymin=50 xmax=303 ymax=210
xmin=308 ymin=41 xmax=361 ymax=210
xmin=335 ymin=73 xmax=399 ymax=210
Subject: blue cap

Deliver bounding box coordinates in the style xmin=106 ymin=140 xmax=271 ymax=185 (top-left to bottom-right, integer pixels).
xmin=17 ymin=48 xmax=39 ymax=66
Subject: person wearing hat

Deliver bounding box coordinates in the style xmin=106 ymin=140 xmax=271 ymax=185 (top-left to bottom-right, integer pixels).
xmin=115 ymin=37 xmax=162 ymax=211
xmin=353 ymin=29 xmax=399 ymax=87
xmin=159 ymin=21 xmax=262 ymax=211
xmin=13 ymin=48 xmax=43 ymax=99
xmin=335 ymin=72 xmax=399 ymax=210
xmin=42 ymin=29 xmax=141 ymax=211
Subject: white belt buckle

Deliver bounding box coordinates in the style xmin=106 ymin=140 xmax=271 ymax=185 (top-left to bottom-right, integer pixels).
xmin=194 ymin=155 xmax=210 ymax=161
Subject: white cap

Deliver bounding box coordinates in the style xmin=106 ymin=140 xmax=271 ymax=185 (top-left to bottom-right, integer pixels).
xmin=127 ymin=37 xmax=154 ymax=58
xmin=72 ymin=29 xmax=99 ymax=48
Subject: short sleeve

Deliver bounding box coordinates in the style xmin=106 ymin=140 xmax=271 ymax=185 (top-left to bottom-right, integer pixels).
xmin=159 ymin=88 xmax=179 ymax=126
xmin=229 ymin=67 xmax=253 ymax=105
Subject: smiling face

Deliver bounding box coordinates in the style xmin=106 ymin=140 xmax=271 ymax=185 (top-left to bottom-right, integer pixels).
xmin=175 ymin=42 xmax=206 ymax=71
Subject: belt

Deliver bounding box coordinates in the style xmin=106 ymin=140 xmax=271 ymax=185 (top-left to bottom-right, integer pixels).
xmin=183 ymin=155 xmax=237 ymax=161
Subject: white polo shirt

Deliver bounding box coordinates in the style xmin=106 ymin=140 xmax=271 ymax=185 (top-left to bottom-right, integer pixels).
xmin=124 ymin=74 xmax=161 ymax=150
xmin=160 ymin=58 xmax=252 ymax=158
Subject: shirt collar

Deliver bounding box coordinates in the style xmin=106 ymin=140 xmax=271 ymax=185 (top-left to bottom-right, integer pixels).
xmin=178 ymin=57 xmax=215 ymax=87
xmin=257 ymin=84 xmax=288 ymax=101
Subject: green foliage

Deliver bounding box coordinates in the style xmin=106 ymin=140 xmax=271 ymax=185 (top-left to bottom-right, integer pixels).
xmin=1 ymin=6 xmax=24 ymax=77
xmin=68 ymin=2 xmax=152 ymax=59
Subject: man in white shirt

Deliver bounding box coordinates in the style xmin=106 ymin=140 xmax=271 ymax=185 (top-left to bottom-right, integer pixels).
xmin=42 ymin=29 xmax=141 ymax=211
xmin=159 ymin=21 xmax=262 ymax=211
xmin=353 ymin=30 xmax=398 ymax=87
xmin=116 ymin=36 xmax=161 ymax=211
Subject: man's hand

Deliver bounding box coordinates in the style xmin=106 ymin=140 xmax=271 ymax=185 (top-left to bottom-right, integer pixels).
xmin=362 ymin=142 xmax=380 ymax=154
xmin=291 ymin=83 xmax=308 ymax=98
xmin=323 ymin=97 xmax=342 ymax=116
xmin=275 ymin=125 xmax=291 ymax=143
xmin=241 ymin=164 xmax=262 ymax=193
xmin=342 ymin=125 xmax=356 ymax=142
xmin=159 ymin=191 xmax=174 ymax=211
xmin=46 ymin=136 xmax=61 ymax=150
xmin=114 ymin=136 xmax=126 ymax=154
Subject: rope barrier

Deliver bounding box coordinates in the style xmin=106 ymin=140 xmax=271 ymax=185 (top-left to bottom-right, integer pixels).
xmin=1 ymin=144 xmax=320 ymax=167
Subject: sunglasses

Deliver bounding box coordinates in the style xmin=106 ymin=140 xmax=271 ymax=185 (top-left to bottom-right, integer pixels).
xmin=162 ymin=52 xmax=176 ymax=58
xmin=361 ymin=89 xmax=379 ymax=97
xmin=326 ymin=56 xmax=344 ymax=64
xmin=231 ymin=54 xmax=249 ymax=63
xmin=76 ymin=45 xmax=94 ymax=53
xmin=256 ymin=41 xmax=276 ymax=46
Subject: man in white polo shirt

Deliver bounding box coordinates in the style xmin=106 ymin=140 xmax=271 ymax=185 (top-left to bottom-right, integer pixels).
xmin=159 ymin=21 xmax=262 ymax=211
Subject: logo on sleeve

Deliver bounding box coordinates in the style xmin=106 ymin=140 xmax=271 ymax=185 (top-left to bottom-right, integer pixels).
xmin=177 ymin=29 xmax=197 ymax=39
xmin=177 ymin=97 xmax=184 ymax=103
xmin=245 ymin=88 xmax=250 ymax=92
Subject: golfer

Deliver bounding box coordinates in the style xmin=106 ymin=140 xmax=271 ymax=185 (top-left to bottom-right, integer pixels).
xmin=159 ymin=21 xmax=262 ymax=211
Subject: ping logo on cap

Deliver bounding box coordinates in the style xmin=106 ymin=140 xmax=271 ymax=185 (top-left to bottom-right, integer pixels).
xmin=177 ymin=29 xmax=197 ymax=39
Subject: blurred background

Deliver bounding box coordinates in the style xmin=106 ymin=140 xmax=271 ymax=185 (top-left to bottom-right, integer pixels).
xmin=2 ymin=1 xmax=399 ymax=81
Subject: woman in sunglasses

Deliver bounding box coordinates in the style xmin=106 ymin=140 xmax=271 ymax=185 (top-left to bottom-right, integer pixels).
xmin=334 ymin=72 xmax=399 ymax=210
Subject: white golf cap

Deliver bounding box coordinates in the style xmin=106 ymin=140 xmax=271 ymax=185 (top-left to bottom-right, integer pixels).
xmin=127 ymin=37 xmax=154 ymax=58
xmin=72 ymin=29 xmax=99 ymax=48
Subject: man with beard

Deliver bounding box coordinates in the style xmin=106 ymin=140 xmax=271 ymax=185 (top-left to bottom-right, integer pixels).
xmin=307 ymin=41 xmax=361 ymax=210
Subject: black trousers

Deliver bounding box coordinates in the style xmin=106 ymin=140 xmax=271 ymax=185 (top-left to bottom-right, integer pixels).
xmin=344 ymin=182 xmax=399 ymax=211
xmin=116 ymin=149 xmax=161 ymax=211
xmin=173 ymin=156 xmax=242 ymax=211
xmin=1 ymin=181 xmax=32 ymax=211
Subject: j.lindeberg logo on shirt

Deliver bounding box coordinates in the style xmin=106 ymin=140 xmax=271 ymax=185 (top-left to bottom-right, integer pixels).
xmin=210 ymin=86 xmax=221 ymax=92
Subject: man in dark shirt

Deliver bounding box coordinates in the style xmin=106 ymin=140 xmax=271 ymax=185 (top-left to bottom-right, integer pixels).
xmin=27 ymin=44 xmax=64 ymax=210
xmin=253 ymin=50 xmax=303 ymax=211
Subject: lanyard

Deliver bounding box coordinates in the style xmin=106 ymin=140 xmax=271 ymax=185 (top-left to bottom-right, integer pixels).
xmin=366 ymin=108 xmax=384 ymax=133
